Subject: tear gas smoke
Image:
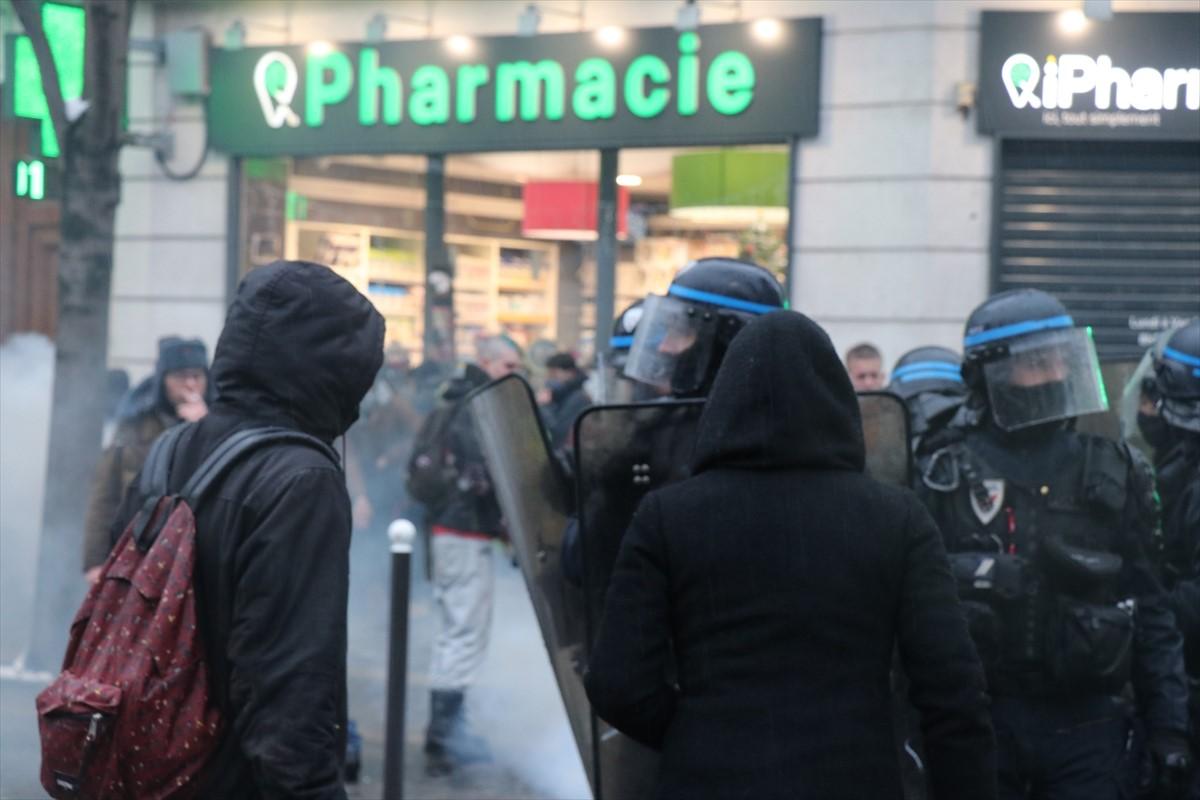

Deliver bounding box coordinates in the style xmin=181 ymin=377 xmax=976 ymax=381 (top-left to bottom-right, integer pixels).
xmin=0 ymin=334 xmax=54 ymax=664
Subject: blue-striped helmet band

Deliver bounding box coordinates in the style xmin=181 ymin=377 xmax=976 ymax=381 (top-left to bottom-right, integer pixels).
xmin=609 ymin=335 xmax=635 ymax=349
xmin=1164 ymin=345 xmax=1200 ymax=377
xmin=893 ymin=362 xmax=963 ymax=383
xmin=668 ymin=284 xmax=780 ymax=316
xmin=963 ymin=314 xmax=1074 ymax=348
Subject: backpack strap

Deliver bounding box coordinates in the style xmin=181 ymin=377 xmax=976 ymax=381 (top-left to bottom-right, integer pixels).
xmin=180 ymin=426 xmax=340 ymax=505
xmin=129 ymin=424 xmax=192 ymax=546
xmin=133 ymin=426 xmax=339 ymax=549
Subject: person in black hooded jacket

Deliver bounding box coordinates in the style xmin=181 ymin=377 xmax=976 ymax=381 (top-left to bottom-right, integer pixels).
xmin=585 ymin=310 xmax=997 ymax=800
xmin=110 ymin=260 xmax=384 ymax=799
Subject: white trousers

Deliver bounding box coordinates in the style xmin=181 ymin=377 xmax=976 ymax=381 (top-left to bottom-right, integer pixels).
xmin=428 ymin=532 xmax=495 ymax=691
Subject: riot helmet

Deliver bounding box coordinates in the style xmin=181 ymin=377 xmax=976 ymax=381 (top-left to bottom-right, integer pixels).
xmin=624 ymin=257 xmax=786 ymax=398
xmin=961 ymin=289 xmax=1107 ymax=432
xmin=1152 ymin=318 xmax=1200 ymax=433
xmin=888 ymin=346 xmax=965 ymax=401
xmin=607 ymin=299 xmax=644 ymax=373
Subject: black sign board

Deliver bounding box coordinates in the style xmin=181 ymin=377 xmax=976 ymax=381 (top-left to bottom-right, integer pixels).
xmin=978 ymin=11 xmax=1200 ymax=140
xmin=207 ymin=19 xmax=822 ymax=156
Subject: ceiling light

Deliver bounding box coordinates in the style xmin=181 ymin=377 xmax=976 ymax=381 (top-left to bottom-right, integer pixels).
xmin=616 ymin=174 xmax=643 ymax=187
xmin=307 ymin=40 xmax=334 ymax=56
xmin=446 ymin=35 xmax=474 ymax=56
xmin=752 ymin=18 xmax=782 ymax=42
xmin=1057 ymin=9 xmax=1088 ymax=34
xmin=596 ymin=26 xmax=625 ymax=47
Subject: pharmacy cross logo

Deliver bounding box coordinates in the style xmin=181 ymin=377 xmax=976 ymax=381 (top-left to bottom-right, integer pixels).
xmin=1002 ymin=53 xmax=1042 ymax=109
xmin=254 ymin=51 xmax=302 ymax=129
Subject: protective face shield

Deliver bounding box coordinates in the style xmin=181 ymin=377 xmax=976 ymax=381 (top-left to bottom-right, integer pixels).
xmin=980 ymin=327 xmax=1108 ymax=431
xmin=622 ymin=294 xmax=721 ymax=397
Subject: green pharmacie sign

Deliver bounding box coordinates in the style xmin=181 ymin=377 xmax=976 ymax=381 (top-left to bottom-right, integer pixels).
xmin=208 ymin=19 xmax=821 ymax=155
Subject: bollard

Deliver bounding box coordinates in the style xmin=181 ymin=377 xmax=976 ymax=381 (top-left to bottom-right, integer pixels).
xmin=383 ymin=519 xmax=416 ymax=800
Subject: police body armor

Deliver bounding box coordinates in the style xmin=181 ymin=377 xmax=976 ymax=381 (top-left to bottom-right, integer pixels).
xmin=925 ymin=429 xmax=1143 ymax=698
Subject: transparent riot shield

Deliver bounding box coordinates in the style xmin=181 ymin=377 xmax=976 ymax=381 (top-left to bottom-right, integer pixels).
xmin=1075 ymin=359 xmax=1140 ymax=446
xmin=858 ymin=391 xmax=912 ymax=488
xmin=463 ymin=375 xmax=595 ymax=789
xmin=573 ymin=399 xmax=705 ymax=800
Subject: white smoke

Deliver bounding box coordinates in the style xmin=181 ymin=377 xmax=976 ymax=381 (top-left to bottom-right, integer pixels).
xmin=0 ymin=334 xmax=54 ymax=664
xmin=474 ymin=562 xmax=593 ymax=800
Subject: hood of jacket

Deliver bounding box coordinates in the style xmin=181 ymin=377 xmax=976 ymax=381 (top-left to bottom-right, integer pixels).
xmin=209 ymin=260 xmax=385 ymax=441
xmin=692 ymin=310 xmax=865 ymax=474
xmin=440 ymin=363 xmax=492 ymax=403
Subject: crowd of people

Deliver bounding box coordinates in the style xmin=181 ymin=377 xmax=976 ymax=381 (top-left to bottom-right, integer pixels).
xmin=58 ymin=253 xmax=1197 ymax=800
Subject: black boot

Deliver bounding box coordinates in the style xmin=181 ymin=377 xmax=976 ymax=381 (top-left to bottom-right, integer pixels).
xmin=424 ymin=689 xmax=492 ymax=776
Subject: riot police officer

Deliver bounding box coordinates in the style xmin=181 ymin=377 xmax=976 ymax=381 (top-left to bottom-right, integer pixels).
xmin=919 ymin=289 xmax=1191 ymax=799
xmin=596 ymin=299 xmax=646 ymax=404
xmin=1144 ymin=319 xmax=1200 ymax=798
xmin=888 ymin=346 xmax=967 ymax=481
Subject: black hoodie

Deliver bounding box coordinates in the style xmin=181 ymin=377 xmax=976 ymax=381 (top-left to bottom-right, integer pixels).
xmin=114 ymin=261 xmax=384 ymax=799
xmin=585 ymin=311 xmax=996 ymax=800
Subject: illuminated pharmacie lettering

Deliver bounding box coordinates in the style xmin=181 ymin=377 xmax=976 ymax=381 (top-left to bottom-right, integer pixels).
xmin=496 ymin=60 xmax=566 ymax=122
xmin=255 ymin=32 xmax=764 ymax=131
xmin=359 ymin=48 xmax=402 ymax=126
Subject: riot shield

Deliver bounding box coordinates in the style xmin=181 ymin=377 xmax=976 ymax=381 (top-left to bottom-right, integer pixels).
xmin=573 ymin=399 xmax=705 ymax=800
xmin=463 ymin=375 xmax=595 ymax=789
xmin=858 ymin=391 xmax=912 ymax=488
xmin=1075 ymin=359 xmax=1141 ymax=446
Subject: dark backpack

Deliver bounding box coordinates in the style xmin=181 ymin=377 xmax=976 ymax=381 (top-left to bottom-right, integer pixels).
xmin=405 ymin=403 xmax=461 ymax=509
xmin=37 ymin=425 xmax=337 ymax=799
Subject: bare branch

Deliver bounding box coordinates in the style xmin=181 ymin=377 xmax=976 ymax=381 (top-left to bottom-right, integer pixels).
xmin=11 ymin=0 xmax=69 ymax=152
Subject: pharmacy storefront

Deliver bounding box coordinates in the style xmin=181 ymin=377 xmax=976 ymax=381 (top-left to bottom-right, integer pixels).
xmin=977 ymin=10 xmax=1200 ymax=359
xmin=208 ymin=19 xmax=822 ymax=361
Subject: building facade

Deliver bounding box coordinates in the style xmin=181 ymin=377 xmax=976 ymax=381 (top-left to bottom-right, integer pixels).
xmin=4 ymin=0 xmax=1196 ymax=381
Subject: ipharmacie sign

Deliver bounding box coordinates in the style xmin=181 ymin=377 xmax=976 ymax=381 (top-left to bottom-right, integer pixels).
xmin=208 ymin=19 xmax=821 ymax=156
xmin=979 ymin=12 xmax=1200 ymax=140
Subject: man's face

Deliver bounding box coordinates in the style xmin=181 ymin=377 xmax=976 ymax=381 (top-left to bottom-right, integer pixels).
xmin=657 ymin=328 xmax=697 ymax=356
xmin=1009 ymin=349 xmax=1067 ymax=387
xmin=163 ymin=368 xmax=207 ymax=407
xmin=847 ymin=357 xmax=884 ymax=392
xmin=481 ymin=348 xmax=522 ymax=381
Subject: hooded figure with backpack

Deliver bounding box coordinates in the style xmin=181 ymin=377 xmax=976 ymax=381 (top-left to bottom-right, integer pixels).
xmin=39 ymin=261 xmax=383 ymax=799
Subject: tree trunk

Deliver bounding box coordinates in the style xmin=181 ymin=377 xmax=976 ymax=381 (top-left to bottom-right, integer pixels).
xmin=16 ymin=0 xmax=132 ymax=671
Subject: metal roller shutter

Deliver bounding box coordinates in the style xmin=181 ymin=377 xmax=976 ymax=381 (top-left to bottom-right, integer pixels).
xmin=994 ymin=139 xmax=1200 ymax=360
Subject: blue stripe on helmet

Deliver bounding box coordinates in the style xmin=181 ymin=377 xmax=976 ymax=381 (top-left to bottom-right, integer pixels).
xmin=668 ymin=284 xmax=781 ymax=316
xmin=896 ymin=369 xmax=964 ymax=384
xmin=1163 ymin=346 xmax=1200 ymax=372
xmin=892 ymin=361 xmax=962 ymax=381
xmin=963 ymin=314 xmax=1074 ymax=348
xmin=609 ymin=335 xmax=635 ymax=349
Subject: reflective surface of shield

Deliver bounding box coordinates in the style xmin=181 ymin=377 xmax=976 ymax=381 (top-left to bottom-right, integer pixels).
xmin=574 ymin=399 xmax=705 ymax=800
xmin=464 ymin=376 xmax=594 ymax=789
xmin=858 ymin=392 xmax=912 ymax=488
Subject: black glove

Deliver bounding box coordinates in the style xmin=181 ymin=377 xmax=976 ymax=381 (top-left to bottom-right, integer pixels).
xmin=1141 ymin=730 xmax=1193 ymax=800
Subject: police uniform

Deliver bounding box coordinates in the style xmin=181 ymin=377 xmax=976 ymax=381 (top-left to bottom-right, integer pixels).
xmin=920 ymin=290 xmax=1190 ymax=800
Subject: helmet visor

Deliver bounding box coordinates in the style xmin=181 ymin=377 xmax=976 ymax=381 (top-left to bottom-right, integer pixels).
xmin=623 ymin=294 xmax=715 ymax=395
xmin=984 ymin=327 xmax=1108 ymax=431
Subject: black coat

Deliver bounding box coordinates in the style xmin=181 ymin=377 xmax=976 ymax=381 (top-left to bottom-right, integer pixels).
xmin=543 ymin=372 xmax=592 ymax=448
xmin=113 ymin=261 xmax=384 ymax=799
xmin=585 ymin=311 xmax=997 ymax=800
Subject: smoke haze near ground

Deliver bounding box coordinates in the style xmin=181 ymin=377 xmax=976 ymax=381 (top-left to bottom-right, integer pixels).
xmin=0 ymin=334 xmax=54 ymax=665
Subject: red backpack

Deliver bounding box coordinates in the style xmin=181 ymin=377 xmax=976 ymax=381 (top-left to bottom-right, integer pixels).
xmin=37 ymin=425 xmax=338 ymax=799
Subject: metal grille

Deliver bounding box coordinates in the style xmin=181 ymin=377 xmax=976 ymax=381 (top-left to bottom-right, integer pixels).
xmin=995 ymin=139 xmax=1200 ymax=360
